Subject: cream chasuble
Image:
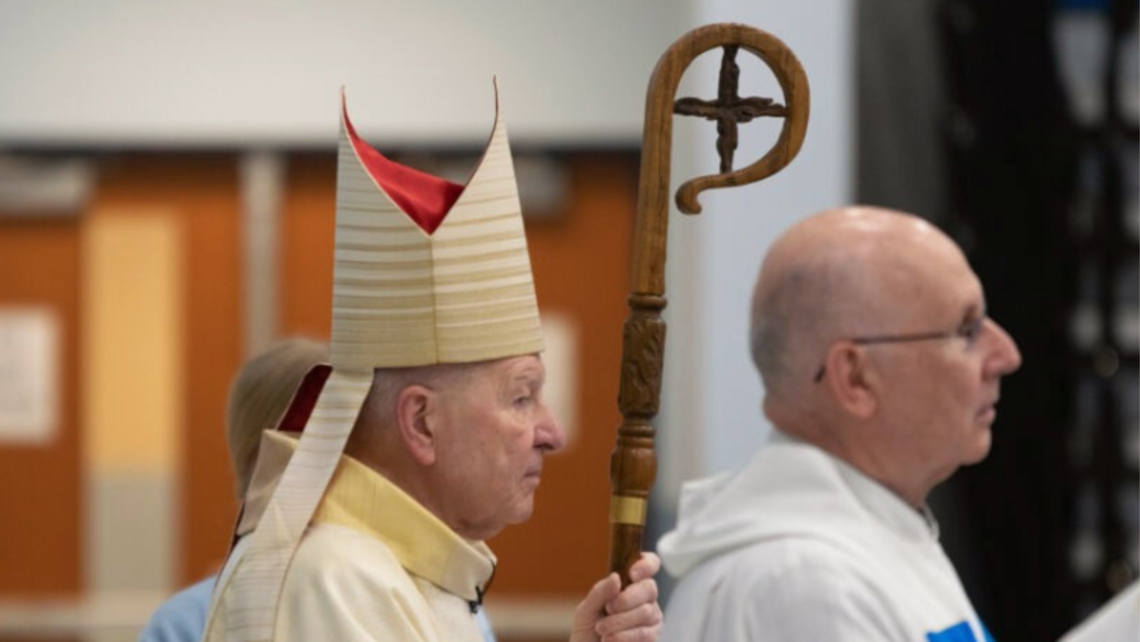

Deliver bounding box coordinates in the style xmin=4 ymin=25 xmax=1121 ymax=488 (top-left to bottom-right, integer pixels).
xmin=205 ymin=431 xmax=495 ymax=642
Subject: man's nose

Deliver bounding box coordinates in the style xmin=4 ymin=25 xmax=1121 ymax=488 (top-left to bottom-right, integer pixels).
xmin=985 ymin=318 xmax=1023 ymax=377
xmin=536 ymin=400 xmax=566 ymax=453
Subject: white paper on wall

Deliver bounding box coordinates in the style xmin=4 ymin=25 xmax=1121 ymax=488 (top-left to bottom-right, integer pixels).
xmin=0 ymin=307 xmax=59 ymax=444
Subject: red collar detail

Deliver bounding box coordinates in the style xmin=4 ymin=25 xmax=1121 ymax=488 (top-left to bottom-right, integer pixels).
xmin=275 ymin=364 xmax=332 ymax=434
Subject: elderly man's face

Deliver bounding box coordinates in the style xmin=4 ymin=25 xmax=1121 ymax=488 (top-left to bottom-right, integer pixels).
xmin=874 ymin=240 xmax=1022 ymax=487
xmin=431 ymin=354 xmax=565 ymax=540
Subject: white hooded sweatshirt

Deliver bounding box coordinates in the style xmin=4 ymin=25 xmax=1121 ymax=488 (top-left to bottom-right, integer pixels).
xmin=657 ymin=431 xmax=994 ymax=642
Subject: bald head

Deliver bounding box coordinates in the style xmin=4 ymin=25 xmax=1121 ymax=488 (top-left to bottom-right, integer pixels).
xmin=751 ymin=206 xmax=1023 ymax=506
xmin=750 ymin=206 xmax=966 ymax=402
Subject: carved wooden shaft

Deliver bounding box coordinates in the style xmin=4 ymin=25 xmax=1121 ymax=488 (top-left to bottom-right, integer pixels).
xmin=608 ymin=293 xmax=666 ymax=580
xmin=607 ymin=23 xmax=809 ymax=586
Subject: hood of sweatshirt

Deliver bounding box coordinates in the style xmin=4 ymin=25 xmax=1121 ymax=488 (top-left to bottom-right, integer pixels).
xmin=656 ymin=430 xmax=939 ymax=579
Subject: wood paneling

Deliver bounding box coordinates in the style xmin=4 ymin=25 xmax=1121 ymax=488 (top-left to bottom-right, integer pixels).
xmin=0 ymin=217 xmax=81 ymax=596
xmin=83 ymin=211 xmax=183 ymax=592
xmin=280 ymin=154 xmax=335 ymax=340
xmin=91 ymin=155 xmax=244 ymax=583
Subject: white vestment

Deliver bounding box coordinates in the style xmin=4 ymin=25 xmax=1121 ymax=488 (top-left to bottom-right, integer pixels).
xmin=203 ymin=431 xmax=494 ymax=642
xmin=657 ymin=431 xmax=994 ymax=642
xmin=1059 ymin=580 xmax=1139 ymax=642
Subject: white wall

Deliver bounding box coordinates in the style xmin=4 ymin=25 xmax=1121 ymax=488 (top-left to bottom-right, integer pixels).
xmin=657 ymin=1 xmax=855 ymax=502
xmin=0 ymin=0 xmax=688 ymax=147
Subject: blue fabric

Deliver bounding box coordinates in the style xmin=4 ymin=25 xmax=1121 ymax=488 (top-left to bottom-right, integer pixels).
xmin=926 ymin=621 xmax=973 ymax=642
xmin=926 ymin=620 xmax=996 ymax=642
xmin=138 ymin=574 xmax=498 ymax=642
xmin=477 ymin=608 xmax=497 ymax=641
xmin=139 ymin=576 xmax=215 ymax=642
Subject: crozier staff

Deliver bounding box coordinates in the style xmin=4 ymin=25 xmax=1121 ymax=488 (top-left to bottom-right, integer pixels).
xmin=608 ymin=23 xmax=810 ymax=582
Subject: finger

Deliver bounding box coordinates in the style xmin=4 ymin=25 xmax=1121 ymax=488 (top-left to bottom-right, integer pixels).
xmin=601 ymin=624 xmax=663 ymax=642
xmin=578 ymin=572 xmax=621 ymax=617
xmin=604 ymin=578 xmax=659 ymax=615
xmin=595 ymin=602 xmax=663 ymax=640
xmin=601 ymin=622 xmax=663 ymax=642
xmin=627 ymin=552 xmax=661 ymax=583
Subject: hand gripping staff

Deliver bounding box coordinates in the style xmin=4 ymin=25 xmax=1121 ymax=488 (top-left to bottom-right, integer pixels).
xmin=608 ymin=23 xmax=810 ymax=584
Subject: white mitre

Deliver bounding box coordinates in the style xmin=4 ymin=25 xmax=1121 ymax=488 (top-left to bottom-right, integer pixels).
xmin=211 ymin=84 xmax=543 ymax=642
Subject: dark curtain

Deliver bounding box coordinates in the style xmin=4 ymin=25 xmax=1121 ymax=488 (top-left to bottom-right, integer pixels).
xmin=859 ymin=0 xmax=1139 ymax=640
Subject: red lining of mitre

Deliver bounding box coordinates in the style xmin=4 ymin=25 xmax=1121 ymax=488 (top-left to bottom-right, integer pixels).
xmin=276 ymin=364 xmax=334 ymax=434
xmin=341 ymin=98 xmax=463 ymax=236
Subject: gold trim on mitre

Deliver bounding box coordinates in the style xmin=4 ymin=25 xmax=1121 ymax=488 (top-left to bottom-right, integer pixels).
xmin=330 ymin=81 xmax=544 ymax=369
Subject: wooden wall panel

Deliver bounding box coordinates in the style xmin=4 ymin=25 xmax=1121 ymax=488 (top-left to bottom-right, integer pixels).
xmin=0 ymin=217 xmax=81 ymax=596
xmin=92 ymin=155 xmax=243 ymax=584
xmin=280 ymin=154 xmax=335 ymax=340
xmin=83 ymin=210 xmax=184 ymax=593
xmin=182 ymin=159 xmax=243 ymax=582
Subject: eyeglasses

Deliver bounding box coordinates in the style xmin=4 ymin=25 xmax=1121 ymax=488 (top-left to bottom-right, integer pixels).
xmin=813 ymin=316 xmax=986 ymax=383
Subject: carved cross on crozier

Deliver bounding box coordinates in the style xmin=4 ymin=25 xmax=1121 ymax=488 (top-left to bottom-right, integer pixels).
xmin=674 ymin=45 xmax=789 ymax=173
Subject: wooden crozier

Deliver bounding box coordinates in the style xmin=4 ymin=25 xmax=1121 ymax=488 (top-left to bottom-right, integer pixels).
xmin=608 ymin=23 xmax=811 ymax=584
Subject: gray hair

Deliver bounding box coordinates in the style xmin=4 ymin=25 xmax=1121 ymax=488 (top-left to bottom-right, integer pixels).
xmin=750 ymin=259 xmax=869 ymax=399
xmin=360 ymin=361 xmax=485 ymax=430
xmin=226 ymin=338 xmax=328 ymax=500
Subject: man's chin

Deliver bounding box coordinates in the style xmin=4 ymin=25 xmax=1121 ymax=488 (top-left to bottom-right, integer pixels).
xmin=506 ymin=499 xmax=536 ymax=526
xmin=479 ymin=492 xmax=539 ymax=536
xmin=460 ymin=502 xmax=534 ymax=540
xmin=964 ymin=429 xmax=993 ymax=464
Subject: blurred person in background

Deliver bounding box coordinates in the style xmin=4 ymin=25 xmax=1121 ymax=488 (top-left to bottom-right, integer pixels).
xmin=139 ymin=337 xmax=328 ymax=642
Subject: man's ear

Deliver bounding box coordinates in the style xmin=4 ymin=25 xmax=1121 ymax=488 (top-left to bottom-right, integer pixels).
xmin=394 ymin=384 xmax=438 ymax=466
xmin=823 ymin=343 xmax=878 ymax=419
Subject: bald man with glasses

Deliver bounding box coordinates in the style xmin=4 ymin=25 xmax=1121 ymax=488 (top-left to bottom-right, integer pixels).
xmin=657 ymin=206 xmax=1022 ymax=642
